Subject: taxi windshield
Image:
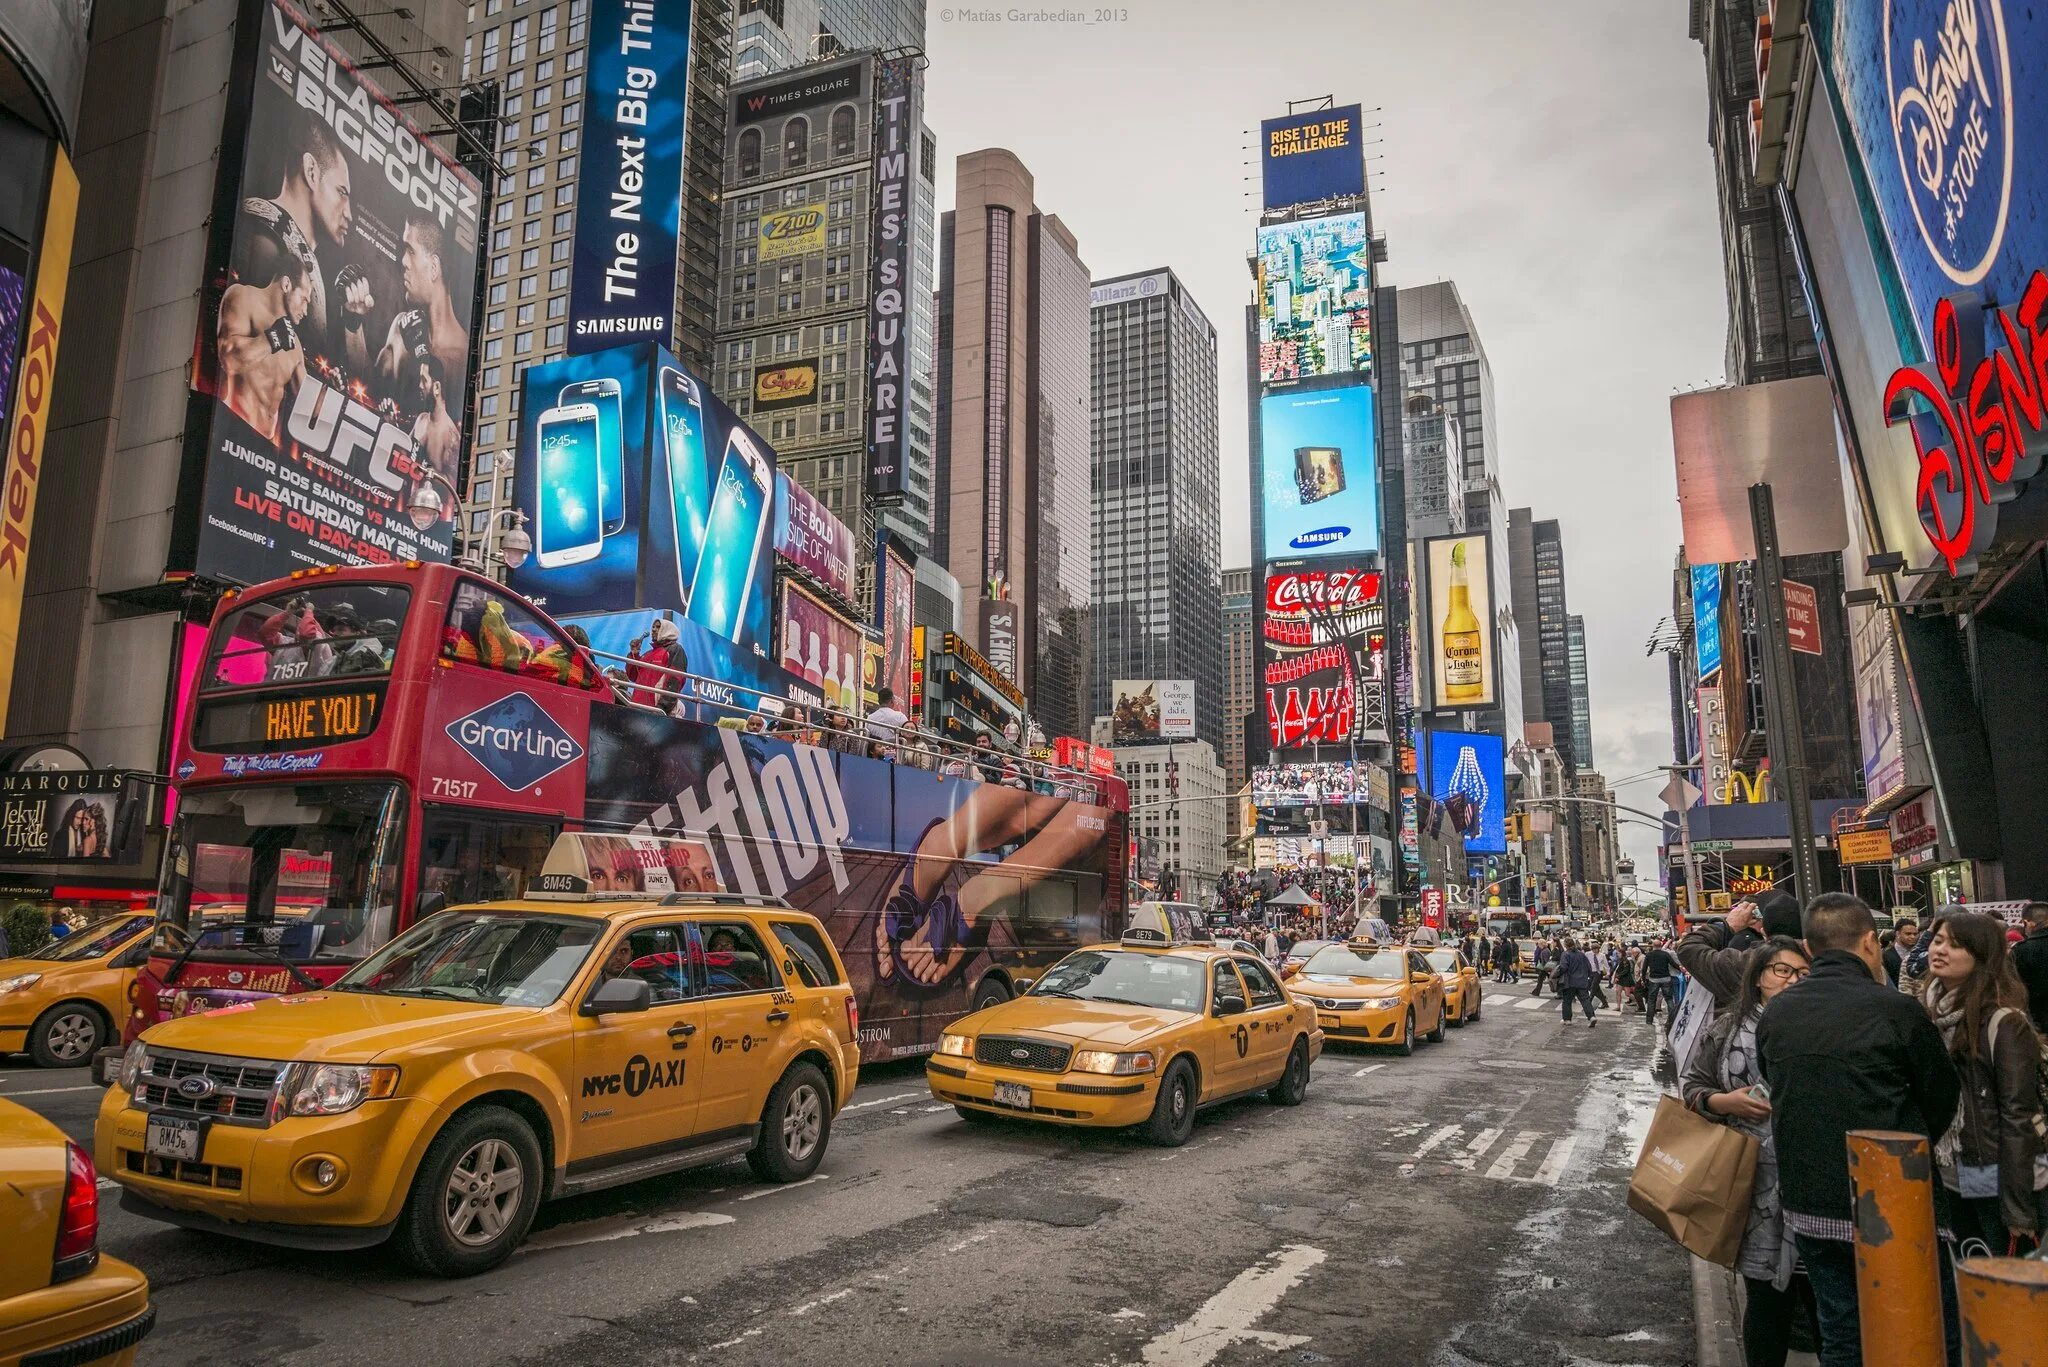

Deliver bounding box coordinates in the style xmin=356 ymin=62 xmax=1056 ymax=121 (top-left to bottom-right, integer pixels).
xmin=334 ymin=911 xmax=604 ymax=1007
xmin=1030 ymin=949 xmax=1205 ymax=1013
xmin=1422 ymin=950 xmax=1460 ymax=973
xmin=1303 ymin=946 xmax=1408 ymax=980
xmin=31 ymin=915 xmax=153 ymax=962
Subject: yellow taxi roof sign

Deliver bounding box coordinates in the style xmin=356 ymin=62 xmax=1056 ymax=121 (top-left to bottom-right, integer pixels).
xmin=1122 ymin=901 xmax=1208 ymax=947
xmin=528 ymin=832 xmax=726 ymax=902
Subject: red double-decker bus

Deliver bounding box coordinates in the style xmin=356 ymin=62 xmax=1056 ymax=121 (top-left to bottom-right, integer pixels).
xmin=109 ymin=562 xmax=1128 ymax=1071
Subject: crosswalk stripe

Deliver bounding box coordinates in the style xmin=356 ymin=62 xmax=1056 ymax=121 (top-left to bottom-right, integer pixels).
xmin=1411 ymin=1125 xmax=1461 ymax=1159
xmin=1530 ymin=1136 xmax=1577 ymax=1186
xmin=1485 ymin=1132 xmax=1539 ymax=1179
xmin=1450 ymin=1127 xmax=1501 ymax=1170
xmin=1515 ymin=997 xmax=1549 ymax=1010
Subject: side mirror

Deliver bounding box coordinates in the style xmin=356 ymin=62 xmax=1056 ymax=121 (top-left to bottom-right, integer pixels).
xmin=1012 ymin=977 xmax=1035 ymax=996
xmin=417 ymin=890 xmax=450 ymax=921
xmin=1411 ymin=971 xmax=1435 ymax=983
xmin=1216 ymin=993 xmax=1248 ymax=1016
xmin=583 ymin=977 xmax=652 ymax=1016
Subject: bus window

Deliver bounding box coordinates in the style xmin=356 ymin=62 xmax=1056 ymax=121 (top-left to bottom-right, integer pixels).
xmin=1021 ymin=877 xmax=1077 ymax=934
xmin=204 ymin=584 xmax=411 ymax=688
xmin=418 ymin=809 xmax=558 ymax=908
xmin=442 ymin=581 xmax=593 ymax=685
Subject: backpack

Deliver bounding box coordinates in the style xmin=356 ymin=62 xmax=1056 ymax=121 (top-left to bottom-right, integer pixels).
xmin=1986 ymin=1008 xmax=2048 ymax=1146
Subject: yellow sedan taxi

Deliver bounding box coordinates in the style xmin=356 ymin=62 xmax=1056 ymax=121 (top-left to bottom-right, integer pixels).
xmin=1418 ymin=945 xmax=1484 ymax=1026
xmin=0 ymin=914 xmax=155 ymax=1068
xmin=1290 ymin=940 xmax=1448 ymax=1055
xmin=97 ymin=836 xmax=861 ymax=1276
xmin=925 ymin=909 xmax=1321 ymax=1146
xmin=0 ymin=1098 xmax=154 ymax=1365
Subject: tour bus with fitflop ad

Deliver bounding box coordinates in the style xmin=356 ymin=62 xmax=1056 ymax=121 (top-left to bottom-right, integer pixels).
xmin=100 ymin=561 xmax=1130 ymax=1083
xmin=97 ymin=834 xmax=859 ymax=1275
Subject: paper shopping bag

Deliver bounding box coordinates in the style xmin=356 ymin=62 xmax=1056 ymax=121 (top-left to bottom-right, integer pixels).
xmin=1627 ymin=1094 xmax=1760 ymax=1268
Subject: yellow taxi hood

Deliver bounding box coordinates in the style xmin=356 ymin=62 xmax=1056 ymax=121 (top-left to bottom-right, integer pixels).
xmin=1295 ymin=973 xmax=1405 ymax=995
xmin=963 ymin=995 xmax=1193 ymax=1049
xmin=137 ymin=991 xmax=531 ymax=1065
xmin=0 ymin=1098 xmax=69 ymax=1301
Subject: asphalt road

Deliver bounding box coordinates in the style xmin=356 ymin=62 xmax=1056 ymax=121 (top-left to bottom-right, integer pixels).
xmin=4 ymin=992 xmax=1695 ymax=1367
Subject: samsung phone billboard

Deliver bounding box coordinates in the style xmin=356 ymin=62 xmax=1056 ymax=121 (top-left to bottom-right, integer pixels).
xmin=1259 ymin=382 xmax=1380 ymax=563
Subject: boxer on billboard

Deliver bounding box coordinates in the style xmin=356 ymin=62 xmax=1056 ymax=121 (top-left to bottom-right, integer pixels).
xmin=375 ymin=218 xmax=470 ymax=411
xmin=234 ymin=111 xmax=361 ymax=372
xmin=215 ymin=250 xmax=311 ymax=443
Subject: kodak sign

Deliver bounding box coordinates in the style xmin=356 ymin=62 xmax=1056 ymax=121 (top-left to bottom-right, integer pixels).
xmin=0 ymin=151 xmax=79 ymax=728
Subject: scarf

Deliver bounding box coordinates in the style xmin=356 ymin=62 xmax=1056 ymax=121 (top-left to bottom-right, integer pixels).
xmin=1922 ymin=982 xmax=1968 ymax=1172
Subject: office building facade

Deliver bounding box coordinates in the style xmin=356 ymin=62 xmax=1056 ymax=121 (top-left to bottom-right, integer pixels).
xmin=1567 ymin=614 xmax=1593 ymax=773
xmin=933 ymin=149 xmax=1092 ymax=736
xmin=1114 ymin=740 xmax=1228 ymax=905
xmin=1088 ymin=268 xmax=1222 ymax=751
xmin=733 ymin=0 xmax=925 ymax=80
xmin=1220 ymin=566 xmax=1254 ymax=808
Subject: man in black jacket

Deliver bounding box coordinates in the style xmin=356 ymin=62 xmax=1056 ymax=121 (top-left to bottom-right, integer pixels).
xmin=1758 ymin=893 xmax=1962 ymax=1367
xmin=2013 ymin=902 xmax=2048 ymax=1031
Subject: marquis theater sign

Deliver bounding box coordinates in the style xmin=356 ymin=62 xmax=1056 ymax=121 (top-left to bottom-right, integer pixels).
xmin=1263 ymin=566 xmax=1387 ymax=749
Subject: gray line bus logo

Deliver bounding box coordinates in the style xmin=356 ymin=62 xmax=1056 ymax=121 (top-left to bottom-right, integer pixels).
xmin=445 ymin=691 xmax=585 ymax=790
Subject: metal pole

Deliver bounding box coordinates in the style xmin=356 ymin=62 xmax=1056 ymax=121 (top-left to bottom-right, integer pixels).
xmin=1748 ymin=483 xmax=1822 ymax=905
xmin=1846 ymin=1130 xmax=1946 ymax=1367
xmin=1956 ymin=1257 xmax=2048 ymax=1366
xmin=1674 ymin=796 xmax=1705 ymax=927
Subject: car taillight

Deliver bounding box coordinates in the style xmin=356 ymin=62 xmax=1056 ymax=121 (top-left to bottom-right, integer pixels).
xmin=53 ymin=1140 xmax=99 ymax=1283
xmin=844 ymin=993 xmax=859 ymax=1042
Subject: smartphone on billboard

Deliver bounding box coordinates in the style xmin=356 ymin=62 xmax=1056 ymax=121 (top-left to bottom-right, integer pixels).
xmin=657 ymin=365 xmax=712 ymax=606
xmin=534 ymin=403 xmax=604 ymax=568
xmin=559 ymin=378 xmax=625 ymax=535
xmin=1294 ymin=445 xmax=1346 ymax=504
xmin=685 ymin=425 xmax=774 ymax=644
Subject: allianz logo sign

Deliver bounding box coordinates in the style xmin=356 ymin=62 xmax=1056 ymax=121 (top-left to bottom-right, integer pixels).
xmin=446 ymin=692 xmax=585 ymax=791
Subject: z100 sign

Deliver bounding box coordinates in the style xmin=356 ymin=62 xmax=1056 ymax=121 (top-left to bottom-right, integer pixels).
xmin=1263 ymin=568 xmax=1388 ymax=750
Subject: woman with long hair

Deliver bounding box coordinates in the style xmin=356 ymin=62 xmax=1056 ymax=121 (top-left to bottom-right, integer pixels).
xmin=1682 ymin=935 xmax=1814 ymax=1367
xmin=1920 ymin=910 xmax=2046 ymax=1256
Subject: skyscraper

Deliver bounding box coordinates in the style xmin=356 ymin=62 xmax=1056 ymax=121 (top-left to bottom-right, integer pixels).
xmin=459 ymin=0 xmax=735 ymax=561
xmin=732 ymin=0 xmax=926 ymax=80
xmin=1221 ymin=566 xmax=1255 ymax=805
xmin=1567 ymin=614 xmax=1594 ymax=772
xmin=714 ymin=52 xmax=940 ymax=555
xmin=1089 ymin=269 xmax=1222 ymax=751
xmin=933 ymin=149 xmax=1092 ymax=735
xmin=1531 ymin=517 xmax=1574 ymax=770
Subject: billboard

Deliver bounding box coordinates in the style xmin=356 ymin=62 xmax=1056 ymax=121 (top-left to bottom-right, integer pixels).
xmin=1690 ymin=562 xmax=1723 ymax=681
xmin=185 ymin=0 xmax=480 ymax=584
xmin=1422 ymin=533 xmax=1497 ymax=710
xmin=752 ymin=357 xmax=820 ymax=413
xmin=1110 ymin=680 xmax=1195 ymax=743
xmin=1256 ymin=214 xmax=1373 ymax=383
xmin=1258 ymin=383 xmax=1380 ymax=562
xmin=758 ymin=207 xmax=826 ymax=262
xmin=568 ymin=0 xmax=694 ymax=351
xmin=0 ymin=769 xmax=145 ymax=864
xmin=1421 ymin=729 xmax=1506 ymax=855
xmin=879 ymin=542 xmax=915 ymax=706
xmin=778 ymin=582 xmax=861 ymax=716
xmin=1252 ymin=761 xmax=1368 ymax=807
xmin=774 ymin=471 xmax=856 ymax=603
xmin=1260 ymin=105 xmax=1366 ymax=211
xmin=511 ymin=343 xmax=776 ymax=666
xmin=865 ymin=54 xmax=920 ymax=500
xmin=1262 ymin=565 xmax=1388 ymax=749
xmin=982 ymin=599 xmax=1020 ymax=684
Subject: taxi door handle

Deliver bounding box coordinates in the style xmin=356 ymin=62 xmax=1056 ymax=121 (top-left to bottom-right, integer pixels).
xmin=667 ymin=1022 xmax=698 ymax=1038
xmin=765 ymin=1009 xmax=791 ymax=1024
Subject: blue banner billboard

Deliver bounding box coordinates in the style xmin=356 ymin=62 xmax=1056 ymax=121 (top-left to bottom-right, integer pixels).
xmin=1260 ymin=105 xmax=1366 ymax=212
xmin=1422 ymin=728 xmax=1505 ymax=856
xmin=1810 ymin=0 xmax=2044 ymax=355
xmin=510 ymin=343 xmax=776 ymax=666
xmin=568 ymin=0 xmax=694 ymax=352
xmin=1259 ymin=382 xmax=1380 ymax=563
xmin=1691 ymin=562 xmax=1723 ymax=682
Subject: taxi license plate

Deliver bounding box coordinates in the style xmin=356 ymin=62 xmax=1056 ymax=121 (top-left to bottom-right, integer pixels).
xmin=1318 ymin=1013 xmax=1341 ymax=1028
xmin=145 ymin=1114 xmax=204 ymax=1162
xmin=991 ymin=1081 xmax=1032 ymax=1111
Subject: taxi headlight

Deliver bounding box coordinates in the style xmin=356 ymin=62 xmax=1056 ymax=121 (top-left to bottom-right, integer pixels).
xmin=938 ymin=1033 xmax=973 ymax=1058
xmin=1364 ymin=997 xmax=1402 ymax=1011
xmin=116 ymin=1040 xmax=149 ymax=1093
xmin=279 ymin=1063 xmax=400 ymax=1118
xmin=0 ymin=972 xmax=41 ymax=994
xmin=1071 ymin=1049 xmax=1155 ymax=1076
xmin=1441 ymin=974 xmax=1460 ymax=986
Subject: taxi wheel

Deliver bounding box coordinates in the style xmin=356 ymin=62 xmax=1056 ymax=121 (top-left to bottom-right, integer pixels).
xmin=1393 ymin=1009 xmax=1416 ymax=1056
xmin=396 ymin=1105 xmax=544 ymax=1277
xmin=970 ymin=978 xmax=1012 ymax=1012
xmin=1426 ymin=1004 xmax=1447 ymax=1044
xmin=29 ymin=1002 xmax=105 ymax=1068
xmin=1468 ymin=994 xmax=1482 ymax=1023
xmin=1449 ymin=1000 xmax=1468 ymax=1028
xmin=954 ymin=1104 xmax=1000 ymax=1125
xmin=748 ymin=1061 xmax=832 ymax=1183
xmin=1141 ymin=1058 xmax=1198 ymax=1147
xmin=1267 ymin=1039 xmax=1310 ymax=1107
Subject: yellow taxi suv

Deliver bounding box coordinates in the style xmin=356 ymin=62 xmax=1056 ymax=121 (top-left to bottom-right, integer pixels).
xmin=1419 ymin=945 xmax=1484 ymax=1026
xmin=96 ymin=837 xmax=860 ymax=1276
xmin=0 ymin=915 xmax=155 ymax=1068
xmin=0 ymin=1098 xmax=154 ymax=1366
xmin=1291 ymin=940 xmax=1447 ymax=1055
xmin=925 ymin=907 xmax=1321 ymax=1147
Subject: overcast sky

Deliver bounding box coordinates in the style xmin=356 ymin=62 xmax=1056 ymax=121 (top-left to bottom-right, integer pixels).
xmin=924 ymin=1 xmax=1731 ymax=881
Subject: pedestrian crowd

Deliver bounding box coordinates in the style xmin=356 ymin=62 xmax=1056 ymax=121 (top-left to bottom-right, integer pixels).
xmin=1658 ymin=893 xmax=2048 ymax=1367
xmin=1216 ymin=866 xmax=1368 ymax=918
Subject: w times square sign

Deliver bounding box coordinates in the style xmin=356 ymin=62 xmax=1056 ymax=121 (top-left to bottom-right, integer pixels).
xmin=1263 ymin=567 xmax=1387 ymax=749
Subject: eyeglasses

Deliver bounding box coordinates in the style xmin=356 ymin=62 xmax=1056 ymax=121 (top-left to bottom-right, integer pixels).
xmin=1763 ymin=963 xmax=1809 ymax=980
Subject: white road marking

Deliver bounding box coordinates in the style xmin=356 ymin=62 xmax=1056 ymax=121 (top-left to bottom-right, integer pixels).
xmin=1111 ymin=1309 xmax=1148 ymax=1321
xmin=1411 ymin=1125 xmax=1461 ymax=1159
xmin=1351 ymin=1064 xmax=1384 ymax=1077
xmin=1485 ymin=1131 xmax=1539 ymax=1180
xmin=521 ymin=1210 xmax=735 ymax=1252
xmin=1528 ymin=1136 xmax=1577 ymax=1186
xmin=1450 ymin=1128 xmax=1502 ymax=1171
xmin=1136 ymin=1243 xmax=1326 ymax=1366
xmin=1514 ymin=997 xmax=1550 ymax=1011
xmin=841 ymin=1091 xmax=922 ymax=1113
xmin=0 ymin=1084 xmax=103 ymax=1097
xmin=921 ymin=1104 xmax=951 ymax=1113
xmin=706 ymin=1326 xmax=764 ymax=1351
xmin=735 ymin=1174 xmax=830 ymax=1200
xmin=947 ymin=1231 xmax=993 ymax=1254
xmin=787 ymin=1288 xmax=854 ymax=1316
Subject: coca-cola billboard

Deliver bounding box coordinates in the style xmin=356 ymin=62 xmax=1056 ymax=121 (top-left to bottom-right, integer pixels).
xmin=1263 ymin=564 xmax=1388 ymax=750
